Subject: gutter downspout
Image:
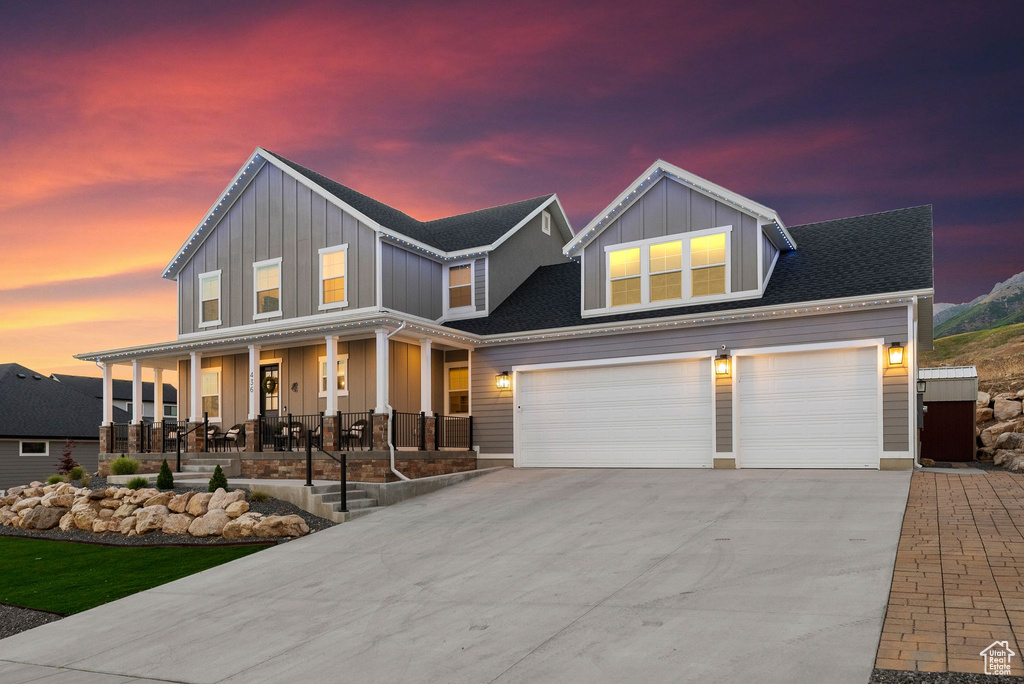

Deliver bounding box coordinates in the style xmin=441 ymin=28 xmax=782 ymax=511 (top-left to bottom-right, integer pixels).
xmin=385 ymin=322 xmax=410 ymax=481
xmin=911 ymin=296 xmax=923 ymax=470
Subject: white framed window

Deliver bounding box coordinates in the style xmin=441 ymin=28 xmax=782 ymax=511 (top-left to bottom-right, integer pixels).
xmin=446 ymin=262 xmax=474 ymax=311
xmin=318 ymin=244 xmax=348 ymax=310
xmin=318 ymin=354 xmax=350 ymax=397
xmin=164 ymin=405 xmax=178 ymax=418
xmin=444 ymin=364 xmax=469 ymax=416
xmin=125 ymin=402 xmax=133 ymax=415
xmin=541 ymin=210 xmax=552 ymax=235
xmin=253 ymin=257 xmax=282 ymax=320
xmin=605 ymin=226 xmax=731 ymax=310
xmin=200 ymin=368 xmax=221 ymax=422
xmin=19 ymin=440 xmax=48 ymax=456
xmin=198 ymin=270 xmax=221 ymax=327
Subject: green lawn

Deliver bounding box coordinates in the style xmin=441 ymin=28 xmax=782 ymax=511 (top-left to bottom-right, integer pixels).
xmin=0 ymin=537 xmax=265 ymax=615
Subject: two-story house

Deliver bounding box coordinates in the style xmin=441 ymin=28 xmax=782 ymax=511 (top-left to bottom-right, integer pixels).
xmin=77 ymin=149 xmax=933 ymax=479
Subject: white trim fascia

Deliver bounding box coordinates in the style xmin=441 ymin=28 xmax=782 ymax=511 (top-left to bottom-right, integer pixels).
xmin=764 ymin=246 xmax=780 ymax=287
xmin=197 ymin=269 xmax=222 ymax=328
xmin=563 ymin=159 xmax=793 ymax=256
xmin=19 ymin=440 xmax=49 ymax=457
xmin=252 ymin=257 xmax=283 ymax=320
xmin=375 ymin=234 xmax=383 ymax=309
xmin=317 ymin=353 xmax=351 ymax=398
xmin=730 ymin=338 xmax=885 ymax=358
xmin=756 ymin=223 xmax=765 ymax=289
xmin=317 ymin=243 xmax=349 ymax=311
xmin=877 ymin=343 xmax=885 ymax=465
xmin=484 ymin=254 xmax=491 ymax=313
xmin=908 ymin=298 xmax=918 ymax=465
xmin=178 ymin=306 xmax=381 ymax=342
xmin=511 ymin=349 xmax=716 ymax=373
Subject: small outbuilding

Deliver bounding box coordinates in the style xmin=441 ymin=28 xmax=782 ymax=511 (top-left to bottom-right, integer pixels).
xmin=919 ymin=366 xmax=978 ymax=462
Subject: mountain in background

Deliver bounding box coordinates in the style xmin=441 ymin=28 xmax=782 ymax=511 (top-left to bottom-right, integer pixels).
xmin=934 ymin=271 xmax=1024 ymax=338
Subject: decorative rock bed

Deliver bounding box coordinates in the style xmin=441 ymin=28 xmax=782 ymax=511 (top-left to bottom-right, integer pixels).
xmin=1 ymin=482 xmax=309 ymax=540
xmin=976 ymin=389 xmax=1024 ymax=470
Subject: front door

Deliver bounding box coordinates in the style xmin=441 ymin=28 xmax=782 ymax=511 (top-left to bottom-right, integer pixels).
xmin=260 ymin=364 xmax=280 ymax=418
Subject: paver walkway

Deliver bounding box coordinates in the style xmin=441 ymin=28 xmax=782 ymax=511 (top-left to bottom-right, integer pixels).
xmin=877 ymin=471 xmax=1024 ymax=675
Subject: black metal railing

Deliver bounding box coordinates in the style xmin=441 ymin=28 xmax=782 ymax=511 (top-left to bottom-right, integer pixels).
xmin=110 ymin=423 xmax=129 ymax=453
xmin=436 ymin=414 xmax=473 ymax=451
xmin=141 ymin=423 xmax=153 ymax=453
xmin=258 ymin=413 xmax=323 ymax=452
xmin=162 ymin=420 xmax=186 ymax=453
xmin=337 ymin=410 xmax=373 ymax=451
xmin=391 ymin=410 xmax=422 ymax=449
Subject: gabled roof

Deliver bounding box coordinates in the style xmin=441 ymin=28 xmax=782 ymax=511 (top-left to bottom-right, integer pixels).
xmin=562 ymin=159 xmax=796 ymax=256
xmin=51 ymin=374 xmax=177 ymax=403
xmin=0 ymin=364 xmax=130 ymax=440
xmin=449 ymin=206 xmax=933 ymax=336
xmin=163 ymin=148 xmax=567 ymax=278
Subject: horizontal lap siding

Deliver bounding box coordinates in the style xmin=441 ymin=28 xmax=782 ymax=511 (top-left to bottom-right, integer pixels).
xmin=471 ymin=306 xmax=909 ymax=455
xmin=716 ymin=376 xmax=732 ymax=453
xmin=0 ymin=440 xmax=100 ymax=490
xmin=883 ymin=365 xmax=909 ymax=451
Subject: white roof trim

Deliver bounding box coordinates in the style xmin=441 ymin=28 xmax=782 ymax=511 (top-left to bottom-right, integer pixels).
xmin=563 ymin=159 xmax=796 ymax=256
xmin=919 ymin=366 xmax=978 ymax=380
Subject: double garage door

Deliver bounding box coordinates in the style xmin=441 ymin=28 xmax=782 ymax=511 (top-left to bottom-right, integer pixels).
xmin=516 ymin=346 xmax=880 ymax=469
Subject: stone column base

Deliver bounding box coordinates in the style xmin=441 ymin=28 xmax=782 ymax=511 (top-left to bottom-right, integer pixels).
xmin=372 ymin=413 xmax=390 ymax=451
xmin=244 ymin=420 xmax=259 ymax=452
xmin=128 ymin=424 xmax=142 ymax=454
xmin=188 ymin=422 xmax=207 ymax=453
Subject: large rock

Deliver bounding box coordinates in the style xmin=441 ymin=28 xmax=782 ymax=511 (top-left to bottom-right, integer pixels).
xmin=144 ymin=492 xmax=174 ymax=508
xmin=11 ymin=497 xmax=41 ymax=513
xmin=223 ymin=512 xmax=263 ymax=539
xmin=186 ymin=493 xmax=214 ymax=517
xmin=41 ymin=493 xmax=74 ymax=508
xmin=254 ymin=515 xmax=309 ymax=538
xmin=0 ymin=508 xmax=17 ymax=527
xmin=20 ymin=506 xmax=67 ymax=530
xmin=85 ymin=488 xmax=106 ymax=500
xmin=22 ymin=487 xmax=44 ymax=498
xmin=58 ymin=511 xmax=75 ymax=531
xmin=118 ymin=516 xmax=137 ymax=535
xmin=7 ymin=485 xmax=27 ymax=497
xmin=981 ymin=420 xmax=1024 ymax=448
xmin=128 ymin=488 xmax=159 ymax=505
xmin=225 ymin=500 xmax=249 ymax=518
xmin=208 ymin=488 xmax=246 ymax=511
xmin=134 ymin=505 xmax=170 ymax=534
xmin=995 ymin=450 xmax=1017 ymax=466
xmin=978 ymin=391 xmax=992 ymax=408
xmin=70 ymin=504 xmax=98 ymax=531
xmin=112 ymin=503 xmax=138 ymax=519
xmin=98 ymin=497 xmax=120 ymax=509
xmin=995 ymin=392 xmax=1017 ymax=402
xmin=978 ymin=407 xmax=995 ymax=423
xmin=994 ymin=398 xmax=1023 ymax=422
xmin=168 ymin=491 xmax=194 ymax=513
xmin=0 ymin=494 xmax=16 ymax=507
xmin=996 ymin=433 xmax=1024 ymax=451
xmin=162 ymin=513 xmax=194 ymax=535
xmin=188 ymin=509 xmax=230 ymax=537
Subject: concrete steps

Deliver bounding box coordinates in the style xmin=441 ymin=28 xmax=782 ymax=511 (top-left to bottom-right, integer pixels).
xmin=308 ymin=483 xmax=383 ymax=518
xmin=183 ymin=458 xmax=240 ymax=478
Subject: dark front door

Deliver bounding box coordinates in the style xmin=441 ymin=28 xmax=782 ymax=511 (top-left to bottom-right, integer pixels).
xmin=922 ymin=400 xmax=976 ymax=462
xmin=260 ymin=364 xmax=280 ymax=418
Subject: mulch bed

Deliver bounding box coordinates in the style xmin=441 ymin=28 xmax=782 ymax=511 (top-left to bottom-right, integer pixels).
xmin=0 ymin=603 xmax=63 ymax=639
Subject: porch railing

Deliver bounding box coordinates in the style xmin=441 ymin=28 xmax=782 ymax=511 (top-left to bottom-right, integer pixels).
xmin=110 ymin=423 xmax=129 ymax=453
xmin=258 ymin=413 xmax=323 ymax=452
xmin=391 ymin=410 xmax=423 ymax=449
xmin=162 ymin=420 xmax=186 ymax=453
xmin=436 ymin=414 xmax=473 ymax=451
xmin=140 ymin=422 xmax=153 ymax=453
xmin=337 ymin=410 xmax=373 ymax=451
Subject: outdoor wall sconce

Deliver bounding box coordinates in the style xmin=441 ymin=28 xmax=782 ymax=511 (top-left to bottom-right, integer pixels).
xmin=714 ymin=354 xmax=731 ymax=377
xmin=917 ymin=379 xmax=927 ymax=394
xmin=887 ymin=342 xmax=905 ymax=366
xmin=495 ymin=371 xmax=511 ymax=390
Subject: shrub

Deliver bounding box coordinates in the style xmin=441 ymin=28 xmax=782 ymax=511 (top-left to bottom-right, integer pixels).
xmin=67 ymin=465 xmax=85 ymax=481
xmin=110 ymin=455 xmax=140 ymax=475
xmin=156 ymin=460 xmax=174 ymax=490
xmin=249 ymin=490 xmax=270 ymax=503
xmin=45 ymin=474 xmax=65 ymax=485
xmin=125 ymin=476 xmax=149 ymax=490
xmin=55 ymin=439 xmax=79 ymax=474
xmin=208 ymin=465 xmax=228 ymax=492
xmin=79 ymin=472 xmax=92 ymax=487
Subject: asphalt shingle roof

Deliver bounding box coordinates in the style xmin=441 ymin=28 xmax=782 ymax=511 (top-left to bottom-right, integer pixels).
xmin=448 ymin=206 xmax=933 ymax=335
xmin=0 ymin=364 xmax=130 ymax=440
xmin=263 ymin=150 xmax=553 ymax=252
xmin=51 ymin=374 xmax=177 ymax=404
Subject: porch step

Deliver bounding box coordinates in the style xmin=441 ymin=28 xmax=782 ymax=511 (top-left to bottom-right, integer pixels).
xmin=318 ymin=490 xmax=370 ymax=503
xmin=334 ymin=506 xmax=384 ymax=519
xmin=327 ymin=497 xmax=378 ymax=511
xmin=307 ymin=482 xmax=381 ymax=522
xmin=182 ymin=459 xmax=240 ymax=477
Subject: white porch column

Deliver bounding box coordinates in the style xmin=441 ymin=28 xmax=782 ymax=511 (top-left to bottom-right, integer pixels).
xmin=420 ymin=338 xmax=432 ymax=414
xmin=131 ymin=359 xmax=143 ymax=424
xmin=248 ymin=344 xmax=260 ymax=420
xmin=152 ymin=368 xmax=164 ymax=423
xmin=325 ymin=334 xmax=338 ymax=415
xmin=101 ymin=363 xmax=113 ymax=425
xmin=375 ymin=328 xmax=389 ymax=413
xmin=190 ymin=351 xmax=202 ymax=422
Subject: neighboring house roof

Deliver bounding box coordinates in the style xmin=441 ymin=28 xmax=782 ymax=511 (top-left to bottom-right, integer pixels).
xmin=51 ymin=374 xmax=178 ymax=404
xmin=449 ymin=206 xmax=934 ymax=336
xmin=919 ymin=366 xmax=978 ymax=380
xmin=0 ymin=364 xmax=130 ymax=440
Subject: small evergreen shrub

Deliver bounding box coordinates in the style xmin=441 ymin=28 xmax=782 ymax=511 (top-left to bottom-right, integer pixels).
xmin=249 ymin=490 xmax=271 ymax=503
xmin=125 ymin=476 xmax=149 ymax=490
xmin=67 ymin=465 xmax=85 ymax=481
xmin=110 ymin=455 xmax=140 ymax=475
xmin=208 ymin=465 xmax=228 ymax=492
xmin=156 ymin=460 xmax=174 ymax=490
xmin=79 ymin=472 xmax=92 ymax=487
xmin=45 ymin=474 xmax=65 ymax=485
xmin=55 ymin=439 xmax=79 ymax=474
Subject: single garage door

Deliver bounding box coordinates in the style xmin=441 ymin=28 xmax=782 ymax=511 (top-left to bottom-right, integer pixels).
xmin=517 ymin=357 xmax=713 ymax=467
xmin=737 ymin=346 xmax=880 ymax=468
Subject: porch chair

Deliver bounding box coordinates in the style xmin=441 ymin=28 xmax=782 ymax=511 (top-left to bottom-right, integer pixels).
xmin=206 ymin=425 xmax=224 ymax=452
xmin=338 ymin=419 xmax=368 ymax=451
xmin=223 ymin=424 xmax=245 ymax=451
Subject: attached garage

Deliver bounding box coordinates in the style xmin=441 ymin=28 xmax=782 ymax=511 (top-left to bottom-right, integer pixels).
xmin=515 ymin=355 xmax=714 ymax=468
xmin=735 ymin=345 xmax=881 ymax=468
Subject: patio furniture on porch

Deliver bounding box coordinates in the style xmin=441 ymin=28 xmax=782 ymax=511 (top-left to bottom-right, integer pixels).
xmin=222 ymin=424 xmax=245 ymax=451
xmin=207 ymin=426 xmax=224 ymax=452
xmin=339 ymin=418 xmax=368 ymax=451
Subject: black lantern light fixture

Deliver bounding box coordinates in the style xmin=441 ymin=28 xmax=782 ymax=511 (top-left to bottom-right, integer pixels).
xmin=495 ymin=371 xmax=511 ymax=390
xmin=887 ymin=342 xmax=905 ymax=366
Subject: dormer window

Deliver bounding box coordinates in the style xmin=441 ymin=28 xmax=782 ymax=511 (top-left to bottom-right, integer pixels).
xmin=609 ymin=247 xmax=641 ymax=306
xmin=447 ymin=263 xmax=473 ymax=309
xmin=690 ymin=233 xmax=726 ymax=297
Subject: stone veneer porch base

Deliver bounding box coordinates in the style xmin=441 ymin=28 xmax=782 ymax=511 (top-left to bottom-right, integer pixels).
xmin=240 ymin=450 xmax=477 ymax=483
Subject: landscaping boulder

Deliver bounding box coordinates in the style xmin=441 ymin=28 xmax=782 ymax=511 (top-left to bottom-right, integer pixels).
xmin=20 ymin=505 xmax=67 ymax=530
xmin=979 ymin=446 xmax=997 ymax=461
xmin=168 ymin=491 xmax=194 ymax=513
xmin=208 ymin=488 xmax=245 ymax=511
xmin=144 ymin=492 xmax=174 ymax=508
xmin=186 ymin=492 xmax=214 ymax=517
xmin=0 ymin=494 xmax=16 ymax=507
xmin=41 ymin=493 xmax=74 ymax=508
xmin=254 ymin=515 xmax=309 ymax=538
xmin=0 ymin=508 xmax=17 ymax=526
xmin=187 ymin=509 xmax=230 ymax=537
xmin=162 ymin=513 xmax=194 ymax=535
xmin=118 ymin=516 xmax=137 ymax=535
xmin=70 ymin=504 xmax=98 ymax=531
xmin=995 ymin=450 xmax=1016 ymax=466
xmin=85 ymin=488 xmax=106 ymax=500
xmin=112 ymin=503 xmax=138 ymax=519
xmin=134 ymin=505 xmax=170 ymax=534
xmin=994 ymin=398 xmax=1023 ymax=422
xmin=128 ymin=488 xmax=159 ymax=505
xmin=981 ymin=420 xmax=1024 ymax=448
xmin=98 ymin=508 xmax=113 ymax=520
xmin=978 ymin=408 xmax=994 ymax=423
xmin=995 ymin=392 xmax=1017 ymax=401
xmin=58 ymin=512 xmax=74 ymax=531
xmin=978 ymin=391 xmax=992 ymax=407
xmin=223 ymin=512 xmax=263 ymax=539
xmin=996 ymin=433 xmax=1024 ymax=452
xmin=11 ymin=497 xmax=41 ymax=513
xmin=98 ymin=497 xmax=120 ymax=509
xmin=225 ymin=500 xmax=249 ymax=518
xmin=22 ymin=487 xmax=43 ymax=498
xmin=7 ymin=485 xmax=26 ymax=497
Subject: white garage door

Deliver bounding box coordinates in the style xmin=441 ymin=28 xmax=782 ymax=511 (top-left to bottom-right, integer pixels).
xmin=517 ymin=358 xmax=713 ymax=468
xmin=737 ymin=346 xmax=880 ymax=468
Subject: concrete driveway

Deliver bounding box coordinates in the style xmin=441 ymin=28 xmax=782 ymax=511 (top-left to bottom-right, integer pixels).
xmin=0 ymin=468 xmax=910 ymax=683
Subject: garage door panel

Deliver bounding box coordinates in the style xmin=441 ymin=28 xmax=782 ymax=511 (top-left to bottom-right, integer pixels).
xmin=518 ymin=358 xmax=712 ymax=468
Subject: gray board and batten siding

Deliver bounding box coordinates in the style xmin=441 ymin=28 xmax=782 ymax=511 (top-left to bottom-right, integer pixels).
xmin=178 ymin=161 xmax=377 ymax=335
xmin=470 ymin=306 xmax=911 ymax=456
xmin=488 ymin=212 xmax=568 ymax=313
xmin=381 ymin=242 xmax=443 ymax=320
xmin=1 ymin=440 xmax=99 ymax=490
xmin=583 ymin=177 xmax=762 ymax=310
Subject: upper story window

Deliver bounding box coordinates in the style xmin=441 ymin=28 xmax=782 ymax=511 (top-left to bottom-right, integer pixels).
xmin=253 ymin=257 xmax=282 ymax=319
xmin=318 ymin=354 xmax=349 ymax=397
xmin=606 ymin=227 xmax=731 ymax=309
xmin=541 ymin=210 xmax=552 ymax=235
xmin=319 ymin=245 xmax=348 ymax=310
xmin=201 ymin=368 xmax=221 ymax=422
xmin=198 ymin=270 xmax=221 ymax=327
xmin=447 ymin=263 xmax=473 ymax=310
